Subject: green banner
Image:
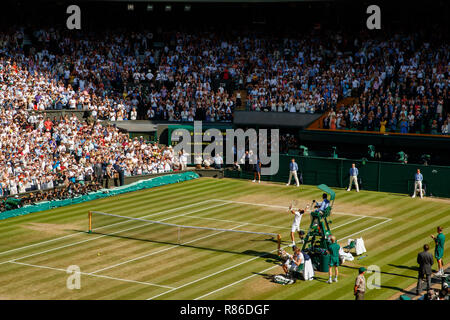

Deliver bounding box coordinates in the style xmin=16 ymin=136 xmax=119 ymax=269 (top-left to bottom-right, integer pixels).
xmin=0 ymin=172 xmax=199 ymax=221
xmin=226 ymin=156 xmax=450 ymax=198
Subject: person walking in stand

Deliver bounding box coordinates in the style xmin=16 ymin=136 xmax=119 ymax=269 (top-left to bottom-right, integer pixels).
xmin=347 ymin=163 xmax=359 ymax=192
xmin=104 ymin=164 xmax=113 ymax=189
xmin=412 ymin=169 xmax=424 ymax=198
xmin=179 ymin=149 xmax=189 ymax=171
xmin=431 ymin=226 xmax=445 ymax=276
xmin=354 ymin=267 xmax=366 ymax=300
xmin=416 ymin=244 xmax=434 ymax=295
xmin=286 ymin=158 xmax=300 ymax=187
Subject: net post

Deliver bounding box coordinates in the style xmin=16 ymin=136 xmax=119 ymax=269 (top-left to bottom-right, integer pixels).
xmin=88 ymin=211 xmax=92 ymax=234
xmin=277 ymin=234 xmax=281 ymax=252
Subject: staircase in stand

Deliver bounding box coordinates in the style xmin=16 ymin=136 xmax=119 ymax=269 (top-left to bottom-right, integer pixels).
xmin=307 ymin=97 xmax=357 ymax=129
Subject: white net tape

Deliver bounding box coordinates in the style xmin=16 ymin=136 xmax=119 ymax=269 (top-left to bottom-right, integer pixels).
xmin=90 ymin=211 xmax=279 ymax=237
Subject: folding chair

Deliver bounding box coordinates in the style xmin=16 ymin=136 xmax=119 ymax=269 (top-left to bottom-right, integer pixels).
xmin=343 ymin=240 xmax=356 ymax=253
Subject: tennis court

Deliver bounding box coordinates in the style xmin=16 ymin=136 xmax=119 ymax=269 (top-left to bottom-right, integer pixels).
xmin=0 ymin=178 xmax=448 ymax=300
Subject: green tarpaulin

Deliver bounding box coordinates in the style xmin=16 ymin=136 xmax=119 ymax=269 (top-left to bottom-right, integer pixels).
xmin=0 ymin=172 xmax=199 ymax=221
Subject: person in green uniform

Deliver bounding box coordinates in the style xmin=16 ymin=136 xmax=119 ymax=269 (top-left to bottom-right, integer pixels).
xmin=431 ymin=226 xmax=445 ymax=276
xmin=327 ymin=235 xmax=340 ymax=283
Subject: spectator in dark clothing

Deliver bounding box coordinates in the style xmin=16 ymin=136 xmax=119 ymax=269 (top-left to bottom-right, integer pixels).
xmin=416 ymin=244 xmax=434 ymax=295
xmin=104 ymin=164 xmax=114 ymax=189
xmin=113 ymin=163 xmax=125 ymax=186
xmin=94 ymin=161 xmax=103 ymax=185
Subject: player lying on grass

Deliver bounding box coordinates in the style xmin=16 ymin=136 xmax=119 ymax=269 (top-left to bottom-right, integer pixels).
xmin=288 ymin=204 xmax=309 ymax=246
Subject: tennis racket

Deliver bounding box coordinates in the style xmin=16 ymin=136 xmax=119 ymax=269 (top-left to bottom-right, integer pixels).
xmin=288 ymin=200 xmax=298 ymax=211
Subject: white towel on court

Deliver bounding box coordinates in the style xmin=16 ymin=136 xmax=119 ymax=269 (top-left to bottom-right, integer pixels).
xmin=339 ymin=247 xmax=354 ymax=262
xmin=303 ymin=259 xmax=315 ymax=280
xmin=355 ymin=238 xmax=367 ymax=256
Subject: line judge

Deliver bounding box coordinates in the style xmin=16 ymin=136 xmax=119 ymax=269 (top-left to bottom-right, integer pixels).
xmin=412 ymin=169 xmax=424 ymax=198
xmin=286 ymin=158 xmax=300 ymax=187
xmin=347 ymin=163 xmax=359 ymax=192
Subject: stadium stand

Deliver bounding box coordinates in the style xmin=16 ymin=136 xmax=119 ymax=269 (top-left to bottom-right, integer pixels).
xmin=0 ymin=0 xmax=448 ymax=207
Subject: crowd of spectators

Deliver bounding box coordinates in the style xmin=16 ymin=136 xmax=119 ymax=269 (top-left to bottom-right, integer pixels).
xmin=1 ymin=27 xmax=447 ymax=132
xmin=0 ymin=28 xmax=238 ymax=123
xmin=0 ymin=181 xmax=103 ymax=212
xmin=244 ymin=35 xmax=340 ymax=113
xmin=0 ymin=27 xmax=448 ymax=209
xmin=0 ymin=107 xmax=179 ymax=202
xmin=321 ymin=33 xmax=449 ymax=135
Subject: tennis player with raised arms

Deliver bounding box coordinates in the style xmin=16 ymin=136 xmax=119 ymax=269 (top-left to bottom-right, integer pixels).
xmin=288 ymin=201 xmax=309 ymax=247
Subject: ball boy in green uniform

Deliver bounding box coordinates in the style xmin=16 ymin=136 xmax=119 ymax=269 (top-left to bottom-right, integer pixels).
xmin=327 ymin=235 xmax=340 ymax=283
xmin=431 ymin=226 xmax=445 ymax=276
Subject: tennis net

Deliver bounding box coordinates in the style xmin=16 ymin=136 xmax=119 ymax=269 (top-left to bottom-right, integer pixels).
xmin=88 ymin=211 xmax=282 ymax=254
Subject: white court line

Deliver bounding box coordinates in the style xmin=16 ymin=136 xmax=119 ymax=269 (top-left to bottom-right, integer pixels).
xmin=0 ymin=199 xmax=214 ymax=257
xmin=194 ymin=264 xmax=279 ymax=300
xmin=93 ymin=212 xmax=363 ymax=277
xmin=335 ymin=218 xmax=392 ymax=243
xmin=332 ymin=212 xmax=390 ymax=220
xmin=0 ymin=202 xmax=228 ymax=266
xmin=0 ymin=198 xmax=383 ymax=259
xmin=9 ymin=261 xmax=175 ymax=289
xmin=90 ymin=224 xmax=248 ymax=274
xmin=184 ymin=216 xmax=291 ymax=231
xmin=193 ymin=218 xmax=393 ymax=300
xmin=187 ymin=209 xmax=368 ymax=232
xmin=150 ymin=210 xmax=393 ymax=300
xmin=147 ymin=243 xmax=291 ymax=300
xmin=211 ymin=199 xmax=391 ymax=220
xmin=3 ymin=197 xmax=393 ymax=300
xmin=332 ymin=216 xmax=366 ymax=230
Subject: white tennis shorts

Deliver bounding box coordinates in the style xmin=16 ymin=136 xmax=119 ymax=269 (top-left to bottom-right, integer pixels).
xmin=291 ymin=224 xmax=300 ymax=233
xmin=284 ymin=259 xmax=291 ymax=268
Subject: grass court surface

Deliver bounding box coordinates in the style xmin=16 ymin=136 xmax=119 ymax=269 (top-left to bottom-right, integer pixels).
xmin=0 ymin=177 xmax=448 ymax=300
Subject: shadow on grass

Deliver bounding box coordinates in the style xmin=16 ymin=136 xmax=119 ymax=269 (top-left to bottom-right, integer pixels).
xmin=378 ymin=285 xmax=417 ymax=296
xmin=253 ymin=272 xmax=277 ymax=281
xmin=253 ymin=271 xmax=321 ymax=284
xmin=72 ymin=229 xmax=281 ymax=261
xmin=388 ymin=264 xmax=419 ymax=272
xmin=310 ymin=276 xmax=328 ymax=283
xmin=340 ymin=264 xmax=417 ymax=280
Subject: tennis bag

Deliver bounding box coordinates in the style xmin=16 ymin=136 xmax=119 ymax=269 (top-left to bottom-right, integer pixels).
xmin=442 ymin=274 xmax=449 ymax=290
xmin=273 ymin=274 xmax=295 ymax=285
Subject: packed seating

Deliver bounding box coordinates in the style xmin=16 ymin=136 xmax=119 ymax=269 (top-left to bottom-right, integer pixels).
xmin=0 ymin=26 xmax=448 ymax=202
xmin=0 ymin=28 xmax=236 ymax=122
xmin=0 ymin=108 xmax=177 ymax=198
xmin=320 ymin=34 xmax=449 ymax=135
xmin=1 ymin=28 xmax=447 ymax=132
